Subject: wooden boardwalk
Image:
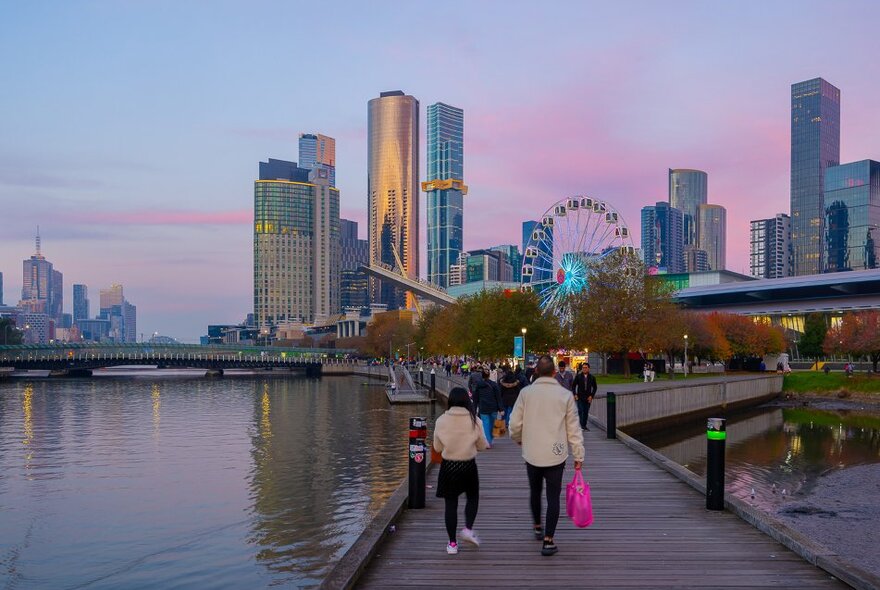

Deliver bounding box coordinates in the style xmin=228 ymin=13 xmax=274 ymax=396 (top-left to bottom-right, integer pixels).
xmin=356 ymin=429 xmax=845 ymax=589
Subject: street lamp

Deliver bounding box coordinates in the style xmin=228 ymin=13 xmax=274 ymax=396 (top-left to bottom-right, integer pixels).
xmin=476 ymin=338 xmax=481 ymax=360
xmin=683 ymin=334 xmax=689 ymax=376
xmin=521 ymin=327 xmax=527 ymax=367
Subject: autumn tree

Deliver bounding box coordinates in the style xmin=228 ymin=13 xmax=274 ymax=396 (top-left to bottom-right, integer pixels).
xmin=704 ymin=312 xmax=785 ymax=365
xmin=363 ymin=312 xmax=417 ymax=358
xmin=798 ymin=313 xmax=827 ymax=368
xmin=826 ymin=311 xmax=880 ymax=372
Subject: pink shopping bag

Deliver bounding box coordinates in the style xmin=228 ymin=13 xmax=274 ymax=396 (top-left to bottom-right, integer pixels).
xmin=566 ymin=467 xmax=594 ymax=528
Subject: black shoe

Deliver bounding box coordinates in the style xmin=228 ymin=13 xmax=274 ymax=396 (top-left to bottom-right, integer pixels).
xmin=541 ymin=540 xmax=558 ymax=556
xmin=533 ymin=526 xmax=544 ymax=540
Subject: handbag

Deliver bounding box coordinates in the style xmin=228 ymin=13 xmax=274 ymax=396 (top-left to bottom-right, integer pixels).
xmin=566 ymin=467 xmax=594 ymax=528
xmin=492 ymin=418 xmax=506 ymax=437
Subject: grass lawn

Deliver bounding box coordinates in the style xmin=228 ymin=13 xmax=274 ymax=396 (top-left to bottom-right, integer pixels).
xmin=597 ymin=373 xmax=725 ymax=385
xmin=783 ymin=371 xmax=880 ymax=395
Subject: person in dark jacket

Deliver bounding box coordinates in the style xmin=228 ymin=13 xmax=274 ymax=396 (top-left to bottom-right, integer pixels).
xmin=499 ymin=368 xmax=522 ymax=428
xmin=571 ymin=362 xmax=598 ymax=430
xmin=473 ymin=369 xmax=503 ymax=446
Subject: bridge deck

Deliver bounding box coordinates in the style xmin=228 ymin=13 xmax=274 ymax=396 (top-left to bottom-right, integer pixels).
xmin=357 ymin=429 xmax=844 ymax=589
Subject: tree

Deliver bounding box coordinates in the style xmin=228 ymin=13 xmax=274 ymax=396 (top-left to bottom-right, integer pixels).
xmin=704 ymin=313 xmax=785 ymax=366
xmin=0 ymin=318 xmax=23 ymax=345
xmin=826 ymin=311 xmax=880 ymax=372
xmin=363 ymin=312 xmax=417 ymax=358
xmin=798 ymin=313 xmax=827 ymax=369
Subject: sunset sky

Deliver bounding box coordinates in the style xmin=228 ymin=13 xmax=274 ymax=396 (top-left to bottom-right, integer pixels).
xmin=2 ymin=1 xmax=880 ymax=341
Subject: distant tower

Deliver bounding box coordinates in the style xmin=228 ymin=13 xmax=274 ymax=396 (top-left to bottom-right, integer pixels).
xmin=750 ymin=214 xmax=791 ymax=278
xmin=669 ymin=169 xmax=708 ymax=250
xmin=697 ymin=204 xmax=727 ymax=271
xmin=73 ymin=284 xmax=90 ymax=322
xmin=368 ymin=91 xmax=420 ymax=309
xmin=20 ymin=229 xmax=62 ymax=322
xmin=640 ymin=203 xmax=685 ymax=273
xmin=790 ymin=78 xmax=840 ymax=276
xmin=298 ymin=133 xmax=336 ymax=187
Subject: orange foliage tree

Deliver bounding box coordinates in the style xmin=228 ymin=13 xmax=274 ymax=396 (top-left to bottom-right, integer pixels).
xmin=825 ymin=311 xmax=880 ymax=372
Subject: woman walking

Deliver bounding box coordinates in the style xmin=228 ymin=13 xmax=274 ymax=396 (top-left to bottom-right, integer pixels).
xmin=433 ymin=387 xmax=488 ymax=554
xmin=499 ymin=366 xmax=522 ymax=429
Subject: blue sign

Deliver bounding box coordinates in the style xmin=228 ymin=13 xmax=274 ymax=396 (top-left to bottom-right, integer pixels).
xmin=513 ymin=336 xmax=523 ymax=359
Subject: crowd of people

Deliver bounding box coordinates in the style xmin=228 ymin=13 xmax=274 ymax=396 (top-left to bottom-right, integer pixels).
xmin=431 ymin=355 xmax=597 ymax=556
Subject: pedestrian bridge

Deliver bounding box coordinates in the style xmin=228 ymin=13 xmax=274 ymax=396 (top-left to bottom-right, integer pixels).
xmin=0 ymin=343 xmax=353 ymax=376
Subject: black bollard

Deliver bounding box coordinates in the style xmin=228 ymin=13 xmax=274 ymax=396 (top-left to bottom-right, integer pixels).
xmin=606 ymin=392 xmax=617 ymax=439
xmin=706 ymin=417 xmax=726 ymax=511
xmin=430 ymin=369 xmax=436 ymax=395
xmin=408 ymin=417 xmax=427 ymax=509
xmin=419 ymin=367 xmax=424 ymax=386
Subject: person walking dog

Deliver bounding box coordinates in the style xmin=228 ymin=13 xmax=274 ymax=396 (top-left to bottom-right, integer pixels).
xmin=509 ymin=355 xmax=584 ymax=556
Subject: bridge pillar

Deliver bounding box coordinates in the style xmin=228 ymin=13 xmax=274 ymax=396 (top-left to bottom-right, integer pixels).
xmin=205 ymin=368 xmax=224 ymax=378
xmin=305 ymin=363 xmax=322 ymax=378
xmin=53 ymin=369 xmax=93 ymax=378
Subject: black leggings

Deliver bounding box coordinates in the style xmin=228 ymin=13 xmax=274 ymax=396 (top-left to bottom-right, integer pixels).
xmin=527 ymin=461 xmax=565 ymax=538
xmin=444 ymin=488 xmax=479 ymax=542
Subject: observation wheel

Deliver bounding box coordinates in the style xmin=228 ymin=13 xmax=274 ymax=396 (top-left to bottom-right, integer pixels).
xmin=521 ymin=196 xmax=635 ymax=322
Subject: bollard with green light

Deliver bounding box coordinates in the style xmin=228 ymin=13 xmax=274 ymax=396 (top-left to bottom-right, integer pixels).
xmin=706 ymin=417 xmax=726 ymax=511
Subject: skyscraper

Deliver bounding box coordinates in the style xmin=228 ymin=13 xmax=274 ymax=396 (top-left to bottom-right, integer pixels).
xmin=96 ymin=283 xmax=137 ymax=342
xmin=340 ymin=218 xmax=370 ymax=310
xmin=640 ymin=202 xmax=685 ymax=273
xmin=0 ymin=271 xmax=4 ymax=306
xmin=824 ymin=160 xmax=880 ymax=272
xmin=669 ymin=169 xmax=708 ymax=251
xmin=423 ymin=102 xmax=466 ymax=288
xmin=368 ymin=91 xmax=419 ymax=309
xmin=791 ymin=77 xmax=841 ymax=276
xmin=253 ymin=158 xmax=340 ymax=328
xmin=697 ymin=204 xmax=727 ymax=271
xmin=750 ymin=214 xmax=791 ymax=279
xmin=73 ymin=284 xmax=89 ymax=322
xmin=20 ymin=231 xmax=62 ymax=322
xmin=489 ymin=245 xmax=523 ymax=283
xmin=298 ymin=133 xmax=336 ymax=187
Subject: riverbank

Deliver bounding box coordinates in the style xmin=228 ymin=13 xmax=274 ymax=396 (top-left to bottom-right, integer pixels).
xmin=777 ymin=463 xmax=880 ymax=580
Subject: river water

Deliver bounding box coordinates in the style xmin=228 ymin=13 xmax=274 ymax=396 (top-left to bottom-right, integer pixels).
xmin=0 ymin=372 xmax=434 ymax=589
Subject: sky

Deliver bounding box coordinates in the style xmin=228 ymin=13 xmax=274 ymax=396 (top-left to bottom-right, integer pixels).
xmin=2 ymin=1 xmax=880 ymax=342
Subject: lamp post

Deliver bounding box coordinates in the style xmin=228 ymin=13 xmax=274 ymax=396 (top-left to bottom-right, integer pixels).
xmin=684 ymin=334 xmax=689 ymax=376
xmin=476 ymin=338 xmax=481 ymax=360
xmin=521 ymin=327 xmax=527 ymax=367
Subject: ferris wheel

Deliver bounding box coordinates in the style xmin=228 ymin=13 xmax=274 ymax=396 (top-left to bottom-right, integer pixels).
xmin=521 ymin=196 xmax=636 ymax=320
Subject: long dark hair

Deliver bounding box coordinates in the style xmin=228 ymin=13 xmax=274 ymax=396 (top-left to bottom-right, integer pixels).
xmin=448 ymin=387 xmax=478 ymax=427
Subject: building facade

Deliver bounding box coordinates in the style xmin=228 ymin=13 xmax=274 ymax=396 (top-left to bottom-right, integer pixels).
xmin=367 ymin=91 xmax=419 ymax=309
xmin=340 ymin=218 xmax=370 ymax=310
xmin=423 ymin=102 xmax=465 ymax=288
xmin=791 ymin=77 xmax=841 ymax=276
xmin=73 ymin=284 xmax=89 ymax=322
xmin=668 ymin=169 xmax=708 ymax=251
xmin=640 ymin=202 xmax=685 ymax=273
xmin=449 ymin=249 xmax=514 ymax=285
xmin=0 ymin=271 xmax=3 ymax=306
xmin=697 ymin=204 xmax=727 ymax=271
xmin=298 ymin=133 xmax=336 ymax=187
xmin=750 ymin=214 xmax=791 ymax=279
xmin=489 ymin=245 xmax=523 ymax=283
xmin=824 ymin=160 xmax=880 ymax=273
xmin=254 ymin=159 xmax=340 ymax=329
xmin=684 ymin=246 xmax=710 ymax=273
xmin=20 ymin=233 xmax=62 ymax=322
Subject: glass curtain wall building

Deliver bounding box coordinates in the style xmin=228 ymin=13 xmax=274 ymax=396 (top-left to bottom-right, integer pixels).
xmin=668 ymin=169 xmax=707 ymax=252
xmin=298 ymin=133 xmax=336 ymax=187
xmin=698 ymin=204 xmax=727 ymax=271
xmin=640 ymin=202 xmax=685 ymax=273
xmin=824 ymin=160 xmax=880 ymax=272
xmin=423 ymin=102 xmax=465 ymax=288
xmin=73 ymin=284 xmax=89 ymax=322
xmin=340 ymin=218 xmax=370 ymax=310
xmin=791 ymin=78 xmax=840 ymax=276
xmin=368 ymin=91 xmax=420 ymax=309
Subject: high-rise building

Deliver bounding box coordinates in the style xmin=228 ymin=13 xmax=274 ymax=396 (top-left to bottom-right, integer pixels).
xmin=95 ymin=283 xmax=137 ymax=342
xmin=254 ymin=158 xmax=340 ymax=328
xmin=697 ymin=204 xmax=727 ymax=271
xmin=20 ymin=231 xmax=62 ymax=322
xmin=423 ymin=102 xmax=466 ymax=288
xmin=340 ymin=218 xmax=370 ymax=310
xmin=640 ymin=202 xmax=685 ymax=273
xmin=368 ymin=91 xmax=419 ymax=309
xmin=824 ymin=160 xmax=880 ymax=272
xmin=684 ymin=246 xmax=710 ymax=273
xmin=0 ymin=271 xmax=3 ymax=305
xmin=750 ymin=214 xmax=791 ymax=279
xmin=669 ymin=169 xmax=708 ymax=250
xmin=490 ymin=245 xmax=523 ymax=283
xmin=99 ymin=283 xmax=124 ymax=312
xmin=73 ymin=284 xmax=89 ymax=322
xmin=122 ymin=300 xmax=137 ymax=342
xmin=449 ymin=250 xmax=514 ymax=285
xmin=791 ymin=77 xmax=841 ymax=276
xmin=298 ymin=133 xmax=336 ymax=187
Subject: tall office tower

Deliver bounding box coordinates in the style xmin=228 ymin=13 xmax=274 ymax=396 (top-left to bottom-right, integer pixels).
xmin=669 ymin=169 xmax=708 ymax=254
xmin=697 ymin=204 xmax=727 ymax=271
xmin=298 ymin=133 xmax=336 ymax=187
xmin=254 ymin=159 xmax=340 ymax=328
xmin=824 ymin=160 xmax=880 ymax=272
xmin=490 ymin=245 xmax=523 ymax=282
xmin=96 ymin=283 xmax=137 ymax=342
xmin=368 ymin=91 xmax=419 ymax=309
xmin=423 ymin=102 xmax=466 ymax=288
xmin=750 ymin=214 xmax=792 ymax=278
xmin=99 ymin=283 xmax=124 ymax=313
xmin=684 ymin=246 xmax=710 ymax=273
xmin=50 ymin=269 xmax=63 ymax=320
xmin=122 ymin=300 xmax=137 ymax=342
xmin=791 ymin=78 xmax=841 ymax=276
xmin=640 ymin=202 xmax=685 ymax=273
xmin=20 ymin=231 xmax=61 ymax=320
xmin=0 ymin=271 xmax=4 ymax=305
xmin=340 ymin=218 xmax=370 ymax=310
xmin=73 ymin=284 xmax=89 ymax=322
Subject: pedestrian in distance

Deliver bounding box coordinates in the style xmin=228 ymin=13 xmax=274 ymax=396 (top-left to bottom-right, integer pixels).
xmin=555 ymin=360 xmax=574 ymax=390
xmin=572 ymin=362 xmax=597 ymax=430
xmin=509 ymin=355 xmax=584 ymax=556
xmin=432 ymin=387 xmax=488 ymax=555
xmin=499 ymin=366 xmax=522 ymax=429
xmin=474 ymin=368 xmax=504 ymax=446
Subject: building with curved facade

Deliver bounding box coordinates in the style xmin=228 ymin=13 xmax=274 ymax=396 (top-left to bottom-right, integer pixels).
xmin=697 ymin=204 xmax=727 ymax=271
xmin=669 ymin=169 xmax=707 ymax=249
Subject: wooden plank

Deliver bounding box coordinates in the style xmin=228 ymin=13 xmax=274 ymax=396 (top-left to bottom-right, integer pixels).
xmin=356 ymin=428 xmax=846 ymax=589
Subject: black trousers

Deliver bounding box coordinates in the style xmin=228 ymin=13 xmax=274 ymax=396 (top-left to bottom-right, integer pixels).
xmin=444 ymin=486 xmax=479 ymax=542
xmin=526 ymin=461 xmax=566 ymax=538
xmin=577 ymin=399 xmax=592 ymax=429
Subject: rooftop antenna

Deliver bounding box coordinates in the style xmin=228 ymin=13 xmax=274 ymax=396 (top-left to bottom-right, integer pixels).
xmin=35 ymin=226 xmax=42 ymax=258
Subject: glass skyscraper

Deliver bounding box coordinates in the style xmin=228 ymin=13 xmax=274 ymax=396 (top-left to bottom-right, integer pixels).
xmin=423 ymin=102 xmax=466 ymax=288
xmin=824 ymin=160 xmax=880 ymax=272
xmin=73 ymin=284 xmax=89 ymax=322
xmin=368 ymin=91 xmax=420 ymax=309
xmin=791 ymin=78 xmax=840 ymax=276
xmin=340 ymin=218 xmax=370 ymax=310
xmin=697 ymin=204 xmax=727 ymax=271
xmin=298 ymin=133 xmax=336 ymax=187
xmin=668 ymin=169 xmax=707 ymax=250
xmin=640 ymin=202 xmax=685 ymax=273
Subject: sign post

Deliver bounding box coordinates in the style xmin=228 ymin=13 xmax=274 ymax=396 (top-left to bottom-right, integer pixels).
xmin=408 ymin=417 xmax=427 ymax=509
xmin=513 ymin=336 xmax=524 ymax=366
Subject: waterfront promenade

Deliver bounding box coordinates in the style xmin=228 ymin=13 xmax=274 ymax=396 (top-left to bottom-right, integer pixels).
xmin=355 ymin=432 xmax=845 ymax=589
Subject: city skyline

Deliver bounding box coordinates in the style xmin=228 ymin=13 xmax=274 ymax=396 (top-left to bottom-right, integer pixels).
xmin=3 ymin=2 xmax=880 ymax=340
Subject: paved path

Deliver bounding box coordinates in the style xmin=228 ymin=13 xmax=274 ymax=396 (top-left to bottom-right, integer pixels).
xmin=357 ymin=428 xmax=845 ymax=589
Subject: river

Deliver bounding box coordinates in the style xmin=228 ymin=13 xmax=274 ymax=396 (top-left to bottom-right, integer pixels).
xmin=0 ymin=372 xmax=434 ymax=589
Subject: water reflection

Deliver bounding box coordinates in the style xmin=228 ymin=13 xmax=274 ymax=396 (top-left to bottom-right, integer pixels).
xmin=640 ymin=405 xmax=880 ymax=510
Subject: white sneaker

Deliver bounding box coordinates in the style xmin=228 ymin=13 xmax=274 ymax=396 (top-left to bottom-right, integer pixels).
xmin=446 ymin=541 xmax=459 ymax=554
xmin=460 ymin=527 xmax=480 ymax=546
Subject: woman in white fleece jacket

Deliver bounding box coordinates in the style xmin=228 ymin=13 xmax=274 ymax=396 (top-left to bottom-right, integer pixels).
xmin=432 ymin=387 xmax=489 ymax=554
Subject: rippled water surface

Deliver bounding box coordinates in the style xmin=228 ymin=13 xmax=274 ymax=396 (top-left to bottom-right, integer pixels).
xmin=639 ymin=404 xmax=880 ymax=510
xmin=0 ymin=373 xmax=434 ymax=589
